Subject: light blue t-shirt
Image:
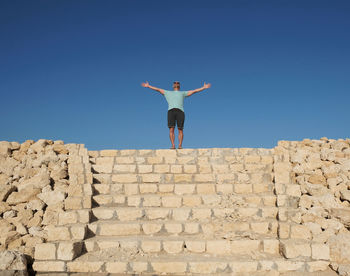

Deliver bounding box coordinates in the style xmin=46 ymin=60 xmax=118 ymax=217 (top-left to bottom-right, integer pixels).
xmin=163 ymin=90 xmax=189 ymax=112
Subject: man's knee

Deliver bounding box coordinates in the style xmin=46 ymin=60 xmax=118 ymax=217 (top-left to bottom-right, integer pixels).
xmin=169 ymin=127 xmax=175 ymax=132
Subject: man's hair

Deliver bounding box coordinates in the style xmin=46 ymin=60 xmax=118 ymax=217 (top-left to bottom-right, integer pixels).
xmin=173 ymin=81 xmax=180 ymax=85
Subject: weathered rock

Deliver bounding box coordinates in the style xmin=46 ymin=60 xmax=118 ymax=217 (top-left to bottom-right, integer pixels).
xmin=0 ymin=141 xmax=12 ymax=156
xmin=53 ymin=144 xmax=69 ymax=154
xmin=0 ymin=201 xmax=11 ymax=215
xmin=330 ymin=208 xmax=350 ymax=228
xmin=0 ymin=231 xmax=20 ymax=248
xmin=0 ymin=173 xmax=10 ymax=185
xmin=329 ymin=233 xmax=350 ymax=264
xmin=26 ymin=199 xmax=45 ymax=211
xmin=6 ymin=186 xmax=41 ymax=205
xmin=29 ymin=139 xmax=49 ymax=153
xmin=0 ymin=156 xmax=19 ymax=176
xmin=340 ymin=190 xmax=350 ymax=202
xmin=17 ymin=170 xmax=51 ymax=192
xmin=0 ymin=250 xmax=27 ymax=271
xmin=0 ymin=184 xmax=16 ymax=201
xmin=37 ymin=190 xmax=66 ymax=206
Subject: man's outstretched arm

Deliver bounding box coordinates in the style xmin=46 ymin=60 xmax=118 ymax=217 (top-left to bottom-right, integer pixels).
xmin=141 ymin=81 xmax=164 ymax=95
xmin=187 ymin=82 xmax=211 ymax=97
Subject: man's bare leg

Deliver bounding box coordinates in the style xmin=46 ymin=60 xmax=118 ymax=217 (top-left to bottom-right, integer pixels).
xmin=178 ymin=128 xmax=183 ymax=149
xmin=169 ymin=127 xmax=175 ymax=149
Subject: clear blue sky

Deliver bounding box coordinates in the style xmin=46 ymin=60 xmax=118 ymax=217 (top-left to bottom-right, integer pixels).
xmin=1 ymin=0 xmax=349 ymax=150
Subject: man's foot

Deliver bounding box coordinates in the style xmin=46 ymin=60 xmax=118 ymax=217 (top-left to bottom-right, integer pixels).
xmin=170 ymin=146 xmax=176 ymax=149
xmin=178 ymin=146 xmax=183 ymax=149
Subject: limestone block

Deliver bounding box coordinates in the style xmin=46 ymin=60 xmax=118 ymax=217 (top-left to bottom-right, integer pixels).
xmin=202 ymin=195 xmax=221 ymax=205
xmin=64 ymin=197 xmax=82 ymax=210
xmin=216 ymin=184 xmax=233 ymax=194
xmin=311 ymin=243 xmax=330 ymax=260
xmin=138 ymin=165 xmax=153 ymax=173
xmin=230 ymin=240 xmax=260 ymax=255
xmin=127 ymin=195 xmax=141 ymax=206
xmin=124 ymin=185 xmax=139 ymax=195
xmin=185 ymin=240 xmax=205 ymax=253
xmin=253 ymin=183 xmax=270 ymax=193
xmin=33 ymin=261 xmax=65 ymax=272
xmin=251 ymin=222 xmax=269 ymax=234
xmin=281 ymin=240 xmax=311 ymax=258
xmin=154 ymin=164 xmax=170 ymax=173
xmin=114 ymin=164 xmax=136 ymax=173
xmin=34 ymin=243 xmax=56 ymax=260
xmin=172 ymin=209 xmax=190 ymax=220
xmin=139 ymin=184 xmax=157 ymax=194
xmin=100 ymin=150 xmax=118 ymax=156
xmin=105 ymin=262 xmax=127 ymax=273
xmin=142 ymin=223 xmax=162 ymax=235
xmin=159 ymin=184 xmax=174 ymax=193
xmin=115 ymin=156 xmax=134 ymax=164
xmin=197 ymin=184 xmax=216 ymax=194
xmin=58 ymin=211 xmax=78 ymax=225
xmin=57 ymin=241 xmax=83 ymax=260
xmin=291 ymin=225 xmax=312 ymax=240
xmin=275 ymin=260 xmax=304 ymax=272
xmin=164 ymin=223 xmax=183 ymax=234
xmin=142 ymin=174 xmax=161 ymax=183
xmin=6 ymin=186 xmax=41 ymax=205
xmin=70 ymin=225 xmax=87 ymax=240
xmin=263 ymin=240 xmax=280 ymax=255
xmin=143 ymin=196 xmax=161 ymax=207
xmin=194 ymin=174 xmax=214 ymax=182
xmin=117 ymin=209 xmax=143 ymax=221
xmin=306 ymin=261 xmax=330 ymax=272
xmin=77 ymin=209 xmax=91 ymax=223
xmin=146 ymin=209 xmax=170 ymax=220
xmin=147 ymin=156 xmax=163 ymax=164
xmin=190 ymin=262 xmax=227 ymax=273
xmin=182 ymin=195 xmax=202 ymax=206
xmin=207 ymin=240 xmax=231 ymax=255
xmin=199 ymin=164 xmax=212 ymax=173
xmin=329 ymin=233 xmax=350 ymax=264
xmin=274 ymin=162 xmax=291 ymax=184
xmin=177 ymin=156 xmax=195 ymax=164
xmin=162 ymin=196 xmax=182 ymax=207
xmin=152 ymin=262 xmax=187 ymax=273
xmin=92 ymin=208 xmax=114 ymax=220
xmin=67 ymin=261 xmax=103 ymax=272
xmin=99 ymin=223 xmax=140 ymax=236
xmin=97 ymin=240 xmax=119 ymax=250
xmin=174 ymin=174 xmax=192 ymax=183
xmin=112 ymin=174 xmax=138 ymax=183
xmin=230 ymin=261 xmax=258 ymax=272
xmin=92 ymin=164 xmax=113 ymax=174
xmin=132 ymin=262 xmax=148 ymax=273
xmin=235 ymin=184 xmax=252 ymax=194
xmin=174 ymin=184 xmax=195 ymax=195
xmin=183 ymin=165 xmax=197 ymax=173
xmin=192 ymin=208 xmax=212 ymax=220
xmin=163 ymin=241 xmax=183 ymax=254
xmin=47 ymin=226 xmax=71 ymax=241
xmin=141 ymin=241 xmax=161 ymax=253
xmin=171 ymin=165 xmax=182 ymax=173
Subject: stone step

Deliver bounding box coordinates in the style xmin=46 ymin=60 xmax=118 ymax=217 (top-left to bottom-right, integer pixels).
xmin=83 ymin=235 xmax=281 ymax=258
xmin=92 ymin=183 xmax=275 ymax=197
xmin=36 ymin=256 xmax=313 ymax=274
xmin=91 ymin=206 xmax=278 ymax=222
xmin=92 ymin=172 xmax=273 ymax=184
xmin=88 ymin=219 xmax=278 ymax=238
xmin=92 ymin=193 xmax=276 ymax=208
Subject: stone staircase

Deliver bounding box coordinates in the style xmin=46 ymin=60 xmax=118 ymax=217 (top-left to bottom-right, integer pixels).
xmin=65 ymin=148 xmax=289 ymax=274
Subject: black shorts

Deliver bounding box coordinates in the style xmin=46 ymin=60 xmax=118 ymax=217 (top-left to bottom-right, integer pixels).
xmin=167 ymin=108 xmax=185 ymax=129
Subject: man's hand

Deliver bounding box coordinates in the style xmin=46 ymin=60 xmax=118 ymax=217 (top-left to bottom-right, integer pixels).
xmin=203 ymin=82 xmax=211 ymax=89
xmin=141 ymin=81 xmax=150 ymax=88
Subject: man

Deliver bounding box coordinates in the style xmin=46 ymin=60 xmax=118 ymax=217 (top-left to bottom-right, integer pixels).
xmin=141 ymin=81 xmax=211 ymax=149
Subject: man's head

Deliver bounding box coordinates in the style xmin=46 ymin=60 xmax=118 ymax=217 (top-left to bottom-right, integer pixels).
xmin=173 ymin=81 xmax=180 ymax=91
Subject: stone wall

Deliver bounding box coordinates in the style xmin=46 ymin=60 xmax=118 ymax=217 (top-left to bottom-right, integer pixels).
xmin=275 ymin=138 xmax=350 ymax=275
xmin=0 ymin=139 xmax=92 ymax=271
xmin=0 ymin=138 xmax=349 ymax=275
